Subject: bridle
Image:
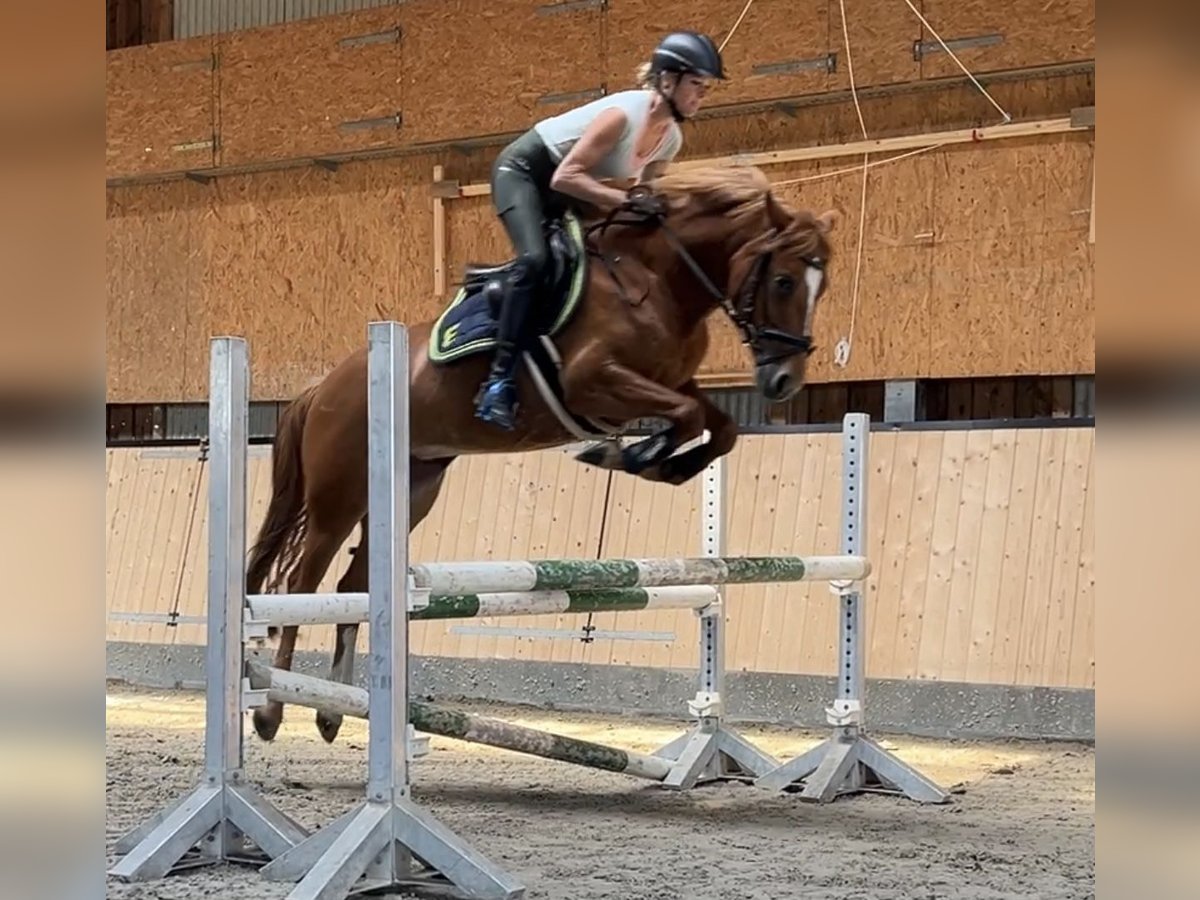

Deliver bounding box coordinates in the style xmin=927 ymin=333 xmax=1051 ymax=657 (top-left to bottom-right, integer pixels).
xmin=584 ymin=195 xmax=824 ymax=368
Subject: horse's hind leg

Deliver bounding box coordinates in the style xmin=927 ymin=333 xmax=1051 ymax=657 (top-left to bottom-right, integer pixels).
xmin=251 ymin=515 xmax=355 ymax=742
xmin=314 ymin=457 xmax=455 ymax=744
xmin=315 ymin=525 xmax=367 ymax=744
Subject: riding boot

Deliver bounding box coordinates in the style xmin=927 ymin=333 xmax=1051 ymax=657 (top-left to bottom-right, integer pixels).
xmin=475 ymin=273 xmax=536 ymax=429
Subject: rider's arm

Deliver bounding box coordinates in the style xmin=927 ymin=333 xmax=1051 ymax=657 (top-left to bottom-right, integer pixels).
xmin=549 ymin=107 xmax=631 ymax=213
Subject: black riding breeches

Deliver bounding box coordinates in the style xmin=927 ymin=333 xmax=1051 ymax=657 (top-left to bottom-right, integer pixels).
xmin=488 ymin=130 xmax=567 ymax=359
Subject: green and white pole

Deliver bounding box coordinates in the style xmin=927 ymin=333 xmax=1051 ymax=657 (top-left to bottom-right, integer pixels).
xmin=247 ymin=662 xmax=672 ymax=782
xmin=246 ymin=585 xmax=719 ymax=630
xmin=409 ymin=553 xmax=868 ymax=595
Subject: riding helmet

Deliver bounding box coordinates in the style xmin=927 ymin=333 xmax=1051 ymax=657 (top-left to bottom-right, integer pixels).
xmin=650 ymin=31 xmax=726 ymax=81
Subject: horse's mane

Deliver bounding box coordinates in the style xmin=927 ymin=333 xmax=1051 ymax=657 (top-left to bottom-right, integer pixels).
xmin=654 ymin=165 xmax=829 ymax=255
xmin=653 ymin=165 xmax=772 ymax=232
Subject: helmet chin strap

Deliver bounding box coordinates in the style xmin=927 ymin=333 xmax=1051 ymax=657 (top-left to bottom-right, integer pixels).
xmin=654 ymin=72 xmax=688 ymax=123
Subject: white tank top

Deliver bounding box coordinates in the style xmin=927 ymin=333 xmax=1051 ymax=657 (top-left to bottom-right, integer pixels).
xmin=532 ymin=90 xmax=683 ymax=181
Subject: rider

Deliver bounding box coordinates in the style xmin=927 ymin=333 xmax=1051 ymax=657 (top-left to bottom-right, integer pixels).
xmin=473 ymin=30 xmax=726 ymax=430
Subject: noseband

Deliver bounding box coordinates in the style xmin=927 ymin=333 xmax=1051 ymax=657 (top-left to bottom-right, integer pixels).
xmin=722 ymin=243 xmax=823 ymax=366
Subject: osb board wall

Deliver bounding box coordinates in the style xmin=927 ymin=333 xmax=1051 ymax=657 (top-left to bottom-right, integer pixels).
xmin=217 ymin=6 xmax=403 ymax=165
xmin=607 ymin=1 xmax=836 ymax=104
xmin=106 ymin=426 xmax=1095 ymax=690
xmin=106 ymin=35 xmax=216 ymax=176
xmin=918 ymin=0 xmax=1095 ymax=81
xmin=402 ymin=0 xmax=605 ymax=144
xmin=106 ymin=128 xmax=1094 ymax=401
xmin=106 ymin=1 xmax=1095 ymax=179
xmin=107 ymin=154 xmax=439 ymax=401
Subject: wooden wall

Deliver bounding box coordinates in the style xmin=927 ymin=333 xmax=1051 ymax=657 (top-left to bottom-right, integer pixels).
xmin=106 ymin=426 xmax=1095 ymax=690
xmin=106 ymin=129 xmax=1095 ymax=402
xmin=106 ymin=0 xmax=1095 ymax=175
xmin=106 ymin=1 xmax=1096 ymax=401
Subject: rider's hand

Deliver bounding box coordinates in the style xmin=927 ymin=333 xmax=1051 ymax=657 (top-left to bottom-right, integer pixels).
xmin=623 ymin=187 xmax=668 ymax=219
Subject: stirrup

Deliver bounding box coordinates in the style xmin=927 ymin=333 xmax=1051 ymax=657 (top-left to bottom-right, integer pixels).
xmin=474 ymin=377 xmax=519 ymax=430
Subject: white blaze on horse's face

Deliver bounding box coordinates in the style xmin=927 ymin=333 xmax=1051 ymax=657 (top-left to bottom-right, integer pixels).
xmin=803 ymin=262 xmax=824 ymax=333
xmin=755 ymin=257 xmax=824 ymax=403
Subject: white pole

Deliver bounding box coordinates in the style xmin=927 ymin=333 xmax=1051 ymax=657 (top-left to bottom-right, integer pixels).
xmin=366 ymin=321 xmax=410 ymax=803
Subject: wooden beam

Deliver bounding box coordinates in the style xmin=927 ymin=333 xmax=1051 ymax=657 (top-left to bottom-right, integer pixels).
xmin=694 ymin=372 xmax=754 ymax=389
xmin=432 ymin=164 xmax=446 ymax=297
xmin=444 ymin=117 xmax=1088 ymax=200
xmin=683 ymin=117 xmax=1085 ymax=169
xmin=1089 ymin=151 xmax=1096 ymax=245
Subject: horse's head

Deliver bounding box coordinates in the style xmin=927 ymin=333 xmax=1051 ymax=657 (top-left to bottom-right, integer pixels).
xmin=642 ymin=167 xmax=837 ymax=403
xmin=726 ymin=192 xmax=838 ymax=402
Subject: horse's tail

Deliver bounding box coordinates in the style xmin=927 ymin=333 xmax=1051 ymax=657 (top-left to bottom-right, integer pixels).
xmin=246 ymin=385 xmax=317 ymax=634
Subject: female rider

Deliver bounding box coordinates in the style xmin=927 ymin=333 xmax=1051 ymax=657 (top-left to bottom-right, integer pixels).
xmin=474 ymin=30 xmax=726 ymax=430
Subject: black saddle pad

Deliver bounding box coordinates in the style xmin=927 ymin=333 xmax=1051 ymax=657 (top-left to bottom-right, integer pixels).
xmin=429 ymin=211 xmax=588 ymax=364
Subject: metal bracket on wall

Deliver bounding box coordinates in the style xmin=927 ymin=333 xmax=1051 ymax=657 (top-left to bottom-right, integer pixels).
xmin=536 ymin=0 xmax=606 ymax=16
xmin=172 ymin=139 xmax=214 ymax=154
xmin=752 ymin=55 xmax=837 ymax=77
xmin=338 ymin=28 xmax=401 ymax=49
xmin=913 ymin=33 xmax=1003 ymax=61
xmin=338 ymin=113 xmax=402 ymax=134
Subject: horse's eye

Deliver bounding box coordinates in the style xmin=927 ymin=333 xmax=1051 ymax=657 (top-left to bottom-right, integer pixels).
xmin=772 ymin=274 xmax=796 ymax=296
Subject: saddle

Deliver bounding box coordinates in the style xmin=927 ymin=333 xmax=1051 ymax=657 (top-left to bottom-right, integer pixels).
xmin=429 ymin=212 xmax=588 ymax=365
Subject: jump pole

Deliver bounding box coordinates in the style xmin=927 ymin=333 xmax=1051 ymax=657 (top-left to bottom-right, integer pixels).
xmin=108 ymin=337 xmax=309 ymax=882
xmin=245 ymin=584 xmax=722 ymax=629
xmin=245 ymin=551 xmax=871 ymax=630
xmin=648 ymin=453 xmax=781 ymax=788
xmin=755 ymin=414 xmax=950 ymax=803
xmin=259 ymin=322 xmax=525 ymax=899
xmin=109 ymin=325 xmax=525 ymax=899
xmin=247 ymin=661 xmax=673 ymax=782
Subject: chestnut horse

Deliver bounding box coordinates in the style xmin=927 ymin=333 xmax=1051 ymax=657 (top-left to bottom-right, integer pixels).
xmin=247 ymin=165 xmax=837 ymax=743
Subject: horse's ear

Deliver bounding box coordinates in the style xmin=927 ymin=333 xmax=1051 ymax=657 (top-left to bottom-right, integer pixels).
xmin=766 ymin=192 xmax=793 ymax=231
xmin=814 ymin=208 xmax=841 ymax=234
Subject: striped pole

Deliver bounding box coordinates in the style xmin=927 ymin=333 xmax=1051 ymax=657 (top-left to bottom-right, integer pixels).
xmin=247 ymin=584 xmax=719 ymax=628
xmin=410 ymin=554 xmax=870 ymax=595
xmin=247 ymin=663 xmax=671 ymax=781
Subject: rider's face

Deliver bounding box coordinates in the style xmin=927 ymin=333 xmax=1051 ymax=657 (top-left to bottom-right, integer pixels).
xmin=668 ymin=73 xmax=710 ymax=118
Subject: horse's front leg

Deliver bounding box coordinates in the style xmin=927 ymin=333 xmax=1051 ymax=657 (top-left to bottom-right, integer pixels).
xmin=637 ymin=382 xmax=739 ymax=486
xmin=564 ymin=358 xmax=706 ymax=476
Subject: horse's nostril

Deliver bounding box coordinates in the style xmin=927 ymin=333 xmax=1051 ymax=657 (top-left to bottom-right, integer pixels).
xmin=771 ymin=371 xmax=792 ymax=396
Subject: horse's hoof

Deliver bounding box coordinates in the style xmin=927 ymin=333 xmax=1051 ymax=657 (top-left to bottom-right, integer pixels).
xmin=252 ymin=707 xmax=281 ymax=742
xmin=575 ymin=440 xmax=620 ymax=469
xmin=316 ymin=711 xmax=342 ymax=744
xmin=622 ymin=432 xmax=673 ymax=474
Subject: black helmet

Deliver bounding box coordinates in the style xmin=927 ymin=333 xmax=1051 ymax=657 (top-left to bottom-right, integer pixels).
xmin=650 ymin=31 xmax=726 ymax=81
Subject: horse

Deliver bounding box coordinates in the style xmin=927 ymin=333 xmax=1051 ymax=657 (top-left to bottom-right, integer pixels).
xmin=246 ymin=164 xmax=838 ymax=743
